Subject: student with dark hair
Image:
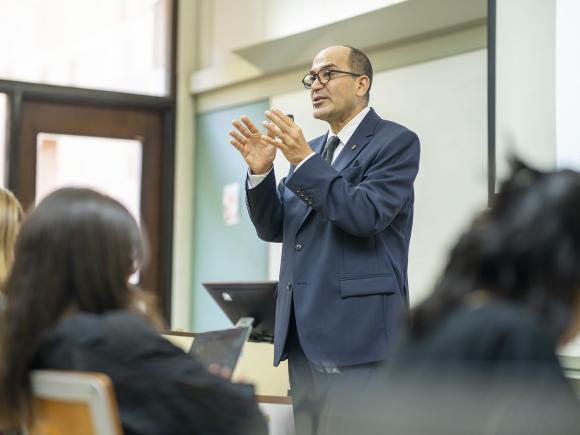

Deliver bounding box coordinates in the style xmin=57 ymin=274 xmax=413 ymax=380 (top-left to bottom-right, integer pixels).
xmin=409 ymin=161 xmax=580 ymax=343
xmin=320 ymin=161 xmax=580 ymax=435
xmin=0 ymin=188 xmax=267 ymax=435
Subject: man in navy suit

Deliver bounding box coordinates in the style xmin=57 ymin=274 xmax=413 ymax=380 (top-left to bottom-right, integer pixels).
xmin=229 ymin=46 xmax=420 ymax=434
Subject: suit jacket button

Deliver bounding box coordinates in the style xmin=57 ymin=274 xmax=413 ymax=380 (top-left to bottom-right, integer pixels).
xmin=295 ymin=243 xmax=303 ymax=251
xmin=286 ymin=282 xmax=292 ymax=291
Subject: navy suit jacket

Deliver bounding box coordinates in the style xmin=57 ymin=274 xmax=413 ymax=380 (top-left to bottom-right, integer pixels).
xmin=246 ymin=108 xmax=420 ymax=367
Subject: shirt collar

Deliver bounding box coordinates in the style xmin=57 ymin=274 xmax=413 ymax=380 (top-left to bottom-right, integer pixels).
xmin=327 ymin=106 xmax=371 ymax=145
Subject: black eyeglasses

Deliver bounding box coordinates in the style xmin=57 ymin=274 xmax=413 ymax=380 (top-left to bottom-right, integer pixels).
xmin=302 ymin=67 xmax=363 ymax=89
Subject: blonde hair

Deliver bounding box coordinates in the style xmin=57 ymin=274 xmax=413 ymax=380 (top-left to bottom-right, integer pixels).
xmin=0 ymin=188 xmax=23 ymax=289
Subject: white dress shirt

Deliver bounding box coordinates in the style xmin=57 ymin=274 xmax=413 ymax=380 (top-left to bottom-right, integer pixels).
xmin=248 ymin=106 xmax=371 ymax=188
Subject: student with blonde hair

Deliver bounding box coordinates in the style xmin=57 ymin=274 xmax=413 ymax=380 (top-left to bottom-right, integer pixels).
xmin=0 ymin=187 xmax=23 ymax=290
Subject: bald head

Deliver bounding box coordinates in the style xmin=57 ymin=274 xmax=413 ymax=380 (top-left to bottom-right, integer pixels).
xmin=344 ymin=46 xmax=373 ymax=103
xmin=313 ymin=46 xmax=373 ymax=103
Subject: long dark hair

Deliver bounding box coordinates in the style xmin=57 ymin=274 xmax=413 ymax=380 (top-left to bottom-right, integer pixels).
xmin=0 ymin=188 xmax=151 ymax=426
xmin=411 ymin=161 xmax=580 ymax=341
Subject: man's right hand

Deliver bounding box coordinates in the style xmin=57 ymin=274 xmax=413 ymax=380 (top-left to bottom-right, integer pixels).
xmin=229 ymin=116 xmax=276 ymax=174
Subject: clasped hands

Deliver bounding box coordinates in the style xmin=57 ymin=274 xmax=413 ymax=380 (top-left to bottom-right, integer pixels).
xmin=229 ymin=107 xmax=312 ymax=174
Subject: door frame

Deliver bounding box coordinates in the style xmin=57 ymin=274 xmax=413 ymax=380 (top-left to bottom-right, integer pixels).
xmin=0 ymin=80 xmax=176 ymax=322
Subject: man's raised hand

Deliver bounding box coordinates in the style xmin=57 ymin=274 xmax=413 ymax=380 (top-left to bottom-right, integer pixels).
xmin=261 ymin=108 xmax=313 ymax=166
xmin=229 ymin=115 xmax=276 ymax=174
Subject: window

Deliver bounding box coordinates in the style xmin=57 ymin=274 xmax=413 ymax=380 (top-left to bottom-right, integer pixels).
xmin=0 ymin=0 xmax=172 ymax=96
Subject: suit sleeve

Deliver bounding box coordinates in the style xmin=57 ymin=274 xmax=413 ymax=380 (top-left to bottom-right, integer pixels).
xmin=245 ymin=169 xmax=285 ymax=243
xmin=284 ymin=129 xmax=420 ymax=237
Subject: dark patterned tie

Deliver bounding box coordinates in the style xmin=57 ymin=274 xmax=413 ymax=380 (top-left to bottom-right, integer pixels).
xmin=322 ymin=135 xmax=341 ymax=163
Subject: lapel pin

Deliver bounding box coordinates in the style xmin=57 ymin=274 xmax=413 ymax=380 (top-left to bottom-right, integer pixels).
xmin=351 ymin=144 xmax=358 ymax=150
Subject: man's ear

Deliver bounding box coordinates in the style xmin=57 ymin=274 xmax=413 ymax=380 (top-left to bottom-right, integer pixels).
xmin=355 ymin=76 xmax=370 ymax=98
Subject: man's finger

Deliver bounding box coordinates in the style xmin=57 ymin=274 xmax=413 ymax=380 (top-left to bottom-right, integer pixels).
xmin=241 ymin=116 xmax=261 ymax=134
xmin=232 ymin=119 xmax=252 ymax=137
xmin=270 ymin=107 xmax=294 ymax=127
xmin=262 ymin=120 xmax=285 ymax=140
xmin=228 ymin=129 xmax=247 ymax=145
xmin=265 ymin=110 xmax=289 ymax=134
xmin=229 ymin=139 xmax=244 ymax=153
xmin=262 ymin=134 xmax=285 ymax=150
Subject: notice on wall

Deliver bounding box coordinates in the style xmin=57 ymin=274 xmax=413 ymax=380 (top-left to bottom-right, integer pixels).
xmin=222 ymin=182 xmax=241 ymax=226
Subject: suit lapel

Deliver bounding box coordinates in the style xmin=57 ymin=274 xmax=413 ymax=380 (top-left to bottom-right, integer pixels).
xmin=333 ymin=108 xmax=380 ymax=173
xmin=295 ymin=109 xmax=380 ymax=231
xmin=312 ymin=133 xmax=328 ymax=156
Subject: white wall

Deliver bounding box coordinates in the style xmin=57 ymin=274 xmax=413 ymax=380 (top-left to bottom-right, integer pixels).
xmin=196 ymin=0 xmax=407 ymax=69
xmin=263 ymin=0 xmax=405 ymax=40
xmin=268 ymin=49 xmax=487 ymax=304
xmin=555 ymin=0 xmax=580 ymax=171
xmin=196 ymin=0 xmax=266 ymax=68
xmin=377 ymin=49 xmax=487 ymax=304
xmin=555 ymin=0 xmax=580 ymax=355
xmin=495 ymin=0 xmax=556 ymax=182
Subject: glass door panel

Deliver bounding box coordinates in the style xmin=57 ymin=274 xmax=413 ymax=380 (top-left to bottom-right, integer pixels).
xmin=36 ymin=133 xmax=142 ymax=224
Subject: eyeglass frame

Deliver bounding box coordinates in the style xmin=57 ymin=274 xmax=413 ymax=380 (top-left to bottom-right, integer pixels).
xmin=302 ymin=67 xmax=363 ymax=89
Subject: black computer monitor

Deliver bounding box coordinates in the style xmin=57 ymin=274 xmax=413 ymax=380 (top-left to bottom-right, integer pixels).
xmin=202 ymin=281 xmax=277 ymax=343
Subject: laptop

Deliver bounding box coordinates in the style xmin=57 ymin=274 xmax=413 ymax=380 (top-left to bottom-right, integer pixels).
xmin=188 ymin=326 xmax=251 ymax=377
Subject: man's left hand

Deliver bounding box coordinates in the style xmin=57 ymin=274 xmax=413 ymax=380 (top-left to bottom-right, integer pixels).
xmin=262 ymin=108 xmax=313 ymax=165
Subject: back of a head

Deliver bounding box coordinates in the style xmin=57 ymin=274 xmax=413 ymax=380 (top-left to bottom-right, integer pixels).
xmin=8 ymin=187 xmax=146 ymax=316
xmin=412 ymin=160 xmax=580 ymax=340
xmin=0 ymin=187 xmax=146 ymax=427
xmin=0 ymin=188 xmax=23 ymax=289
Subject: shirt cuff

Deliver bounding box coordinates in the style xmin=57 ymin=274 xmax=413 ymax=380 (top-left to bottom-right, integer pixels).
xmin=247 ymin=167 xmax=273 ymax=189
xmin=294 ymin=152 xmax=317 ymax=172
